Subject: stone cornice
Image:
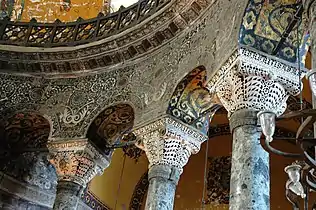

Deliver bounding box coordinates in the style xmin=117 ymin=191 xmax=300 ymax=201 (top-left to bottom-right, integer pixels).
xmin=0 ymin=0 xmax=215 ymax=75
xmin=0 ymin=0 xmax=171 ymax=49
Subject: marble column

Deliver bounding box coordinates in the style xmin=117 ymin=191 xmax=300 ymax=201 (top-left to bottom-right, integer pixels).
xmin=145 ymin=165 xmax=181 ymax=210
xmin=53 ymin=181 xmax=83 ymax=210
xmin=217 ymin=74 xmax=287 ymax=210
xmin=216 ymin=47 xmax=302 ymax=210
xmin=229 ymin=110 xmax=269 ymax=209
xmin=48 ymin=139 xmax=110 ymax=210
xmin=134 ymin=117 xmax=208 ymax=210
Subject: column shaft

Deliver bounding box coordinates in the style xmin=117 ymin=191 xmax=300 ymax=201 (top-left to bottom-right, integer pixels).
xmin=53 ymin=181 xmax=83 ymax=210
xmin=145 ymin=165 xmax=181 ymax=210
xmin=229 ymin=110 xmax=270 ymax=210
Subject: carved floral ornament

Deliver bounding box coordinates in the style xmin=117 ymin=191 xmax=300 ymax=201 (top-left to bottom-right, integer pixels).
xmin=134 ymin=116 xmax=208 ymax=172
xmin=208 ymin=47 xmax=304 ymax=116
xmin=47 ymin=139 xmax=110 ymax=187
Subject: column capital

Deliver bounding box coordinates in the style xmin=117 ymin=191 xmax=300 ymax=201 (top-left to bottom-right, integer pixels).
xmin=47 ymin=138 xmax=110 ymax=187
xmin=134 ymin=116 xmax=208 ymax=172
xmin=238 ymin=47 xmax=302 ymax=96
xmin=215 ymin=47 xmax=303 ymax=118
xmin=216 ymin=71 xmax=288 ymax=117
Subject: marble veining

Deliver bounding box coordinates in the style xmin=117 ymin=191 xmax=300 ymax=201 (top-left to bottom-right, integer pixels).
xmin=229 ymin=124 xmax=270 ymax=210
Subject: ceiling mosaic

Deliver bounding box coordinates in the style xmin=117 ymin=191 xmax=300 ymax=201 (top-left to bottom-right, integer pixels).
xmin=167 ymin=66 xmax=217 ymax=135
xmin=86 ymin=104 xmax=135 ymax=155
xmin=239 ymin=0 xmax=309 ymax=65
xmin=0 ymin=0 xmax=110 ymax=22
xmin=0 ymin=112 xmax=50 ymax=153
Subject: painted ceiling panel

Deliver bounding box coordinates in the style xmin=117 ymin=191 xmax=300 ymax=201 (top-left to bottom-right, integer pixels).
xmin=1 ymin=0 xmax=110 ymax=22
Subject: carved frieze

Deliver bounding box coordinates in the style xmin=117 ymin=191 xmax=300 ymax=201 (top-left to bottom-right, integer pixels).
xmin=0 ymin=0 xmax=245 ymax=141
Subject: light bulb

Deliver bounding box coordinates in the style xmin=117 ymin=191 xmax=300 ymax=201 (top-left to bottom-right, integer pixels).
xmin=287 ymin=181 xmax=306 ymax=198
xmin=285 ymin=164 xmax=306 ymax=198
xmin=257 ymin=111 xmax=276 ymax=142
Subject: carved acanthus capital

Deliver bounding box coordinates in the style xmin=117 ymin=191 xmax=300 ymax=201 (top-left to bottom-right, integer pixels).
xmin=134 ymin=116 xmax=208 ymax=173
xmin=214 ymin=47 xmax=304 ymax=117
xmin=216 ymin=72 xmax=288 ymax=117
xmin=48 ymin=139 xmax=110 ymax=187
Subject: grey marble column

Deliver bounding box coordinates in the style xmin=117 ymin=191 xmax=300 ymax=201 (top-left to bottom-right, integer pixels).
xmin=229 ymin=110 xmax=270 ymax=210
xmin=53 ymin=181 xmax=83 ymax=210
xmin=145 ymin=165 xmax=181 ymax=210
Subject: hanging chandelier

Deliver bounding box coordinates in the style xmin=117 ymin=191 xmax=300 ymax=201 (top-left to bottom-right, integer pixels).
xmin=258 ymin=70 xmax=316 ymax=209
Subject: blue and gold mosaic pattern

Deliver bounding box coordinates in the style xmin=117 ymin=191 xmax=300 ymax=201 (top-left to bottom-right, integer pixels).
xmin=239 ymin=0 xmax=309 ymax=65
xmin=167 ymin=66 xmax=213 ymax=135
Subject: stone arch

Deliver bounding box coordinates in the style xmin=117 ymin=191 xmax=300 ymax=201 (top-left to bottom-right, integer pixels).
xmin=0 ymin=111 xmax=57 ymax=208
xmin=86 ymin=103 xmax=135 ymax=155
xmin=0 ymin=111 xmax=51 ymax=153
